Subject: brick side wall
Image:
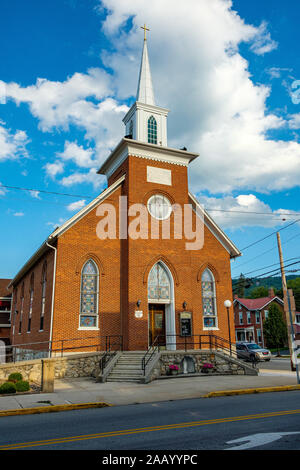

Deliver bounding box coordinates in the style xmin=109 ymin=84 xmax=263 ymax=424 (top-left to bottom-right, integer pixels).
xmin=10 ymin=248 xmax=55 ymax=350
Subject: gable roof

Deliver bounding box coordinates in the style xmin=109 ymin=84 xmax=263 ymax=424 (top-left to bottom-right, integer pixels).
xmin=234 ymin=296 xmax=284 ymax=310
xmin=9 ymin=175 xmax=125 ymax=288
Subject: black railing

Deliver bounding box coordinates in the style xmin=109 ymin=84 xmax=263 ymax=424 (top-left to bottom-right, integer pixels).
xmin=99 ymin=335 xmax=123 ymax=374
xmin=3 ymin=334 xmax=123 ymax=363
xmin=142 ymin=334 xmax=238 ymax=375
xmin=141 ymin=335 xmax=161 ymax=376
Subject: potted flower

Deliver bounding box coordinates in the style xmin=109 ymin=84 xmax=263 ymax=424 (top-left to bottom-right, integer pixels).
xmin=168 ymin=364 xmax=179 ymax=376
xmin=201 ymin=362 xmax=215 ymax=374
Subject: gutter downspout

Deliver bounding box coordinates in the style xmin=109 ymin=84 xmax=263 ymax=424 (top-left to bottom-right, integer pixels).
xmin=46 ymin=241 xmax=57 ymax=358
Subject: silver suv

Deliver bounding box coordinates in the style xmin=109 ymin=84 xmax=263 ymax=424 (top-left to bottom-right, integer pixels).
xmin=236 ymin=342 xmax=271 ymax=362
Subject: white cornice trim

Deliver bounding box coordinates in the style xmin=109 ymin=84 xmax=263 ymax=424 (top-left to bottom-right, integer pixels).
xmin=98 ymin=138 xmax=198 ymax=177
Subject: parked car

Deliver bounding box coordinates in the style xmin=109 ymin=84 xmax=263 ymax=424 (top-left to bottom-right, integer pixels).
xmin=236 ymin=342 xmax=271 ymax=362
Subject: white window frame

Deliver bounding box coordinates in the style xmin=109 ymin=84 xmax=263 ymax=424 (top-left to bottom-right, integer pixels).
xmin=247 ymin=311 xmax=251 ymax=324
xmin=78 ymin=259 xmax=99 ymax=330
xmin=202 ymin=269 xmax=218 ymax=330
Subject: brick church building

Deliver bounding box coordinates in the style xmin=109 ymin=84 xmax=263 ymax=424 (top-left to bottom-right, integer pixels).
xmin=9 ymin=33 xmax=241 ymax=356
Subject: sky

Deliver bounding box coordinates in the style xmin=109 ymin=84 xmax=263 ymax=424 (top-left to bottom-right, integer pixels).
xmin=0 ymin=0 xmax=300 ymax=281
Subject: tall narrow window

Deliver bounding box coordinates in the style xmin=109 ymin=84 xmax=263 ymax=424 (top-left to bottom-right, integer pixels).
xmin=40 ymin=263 xmax=47 ymax=331
xmin=201 ymin=269 xmax=217 ymax=328
xmin=19 ymin=284 xmax=24 ymax=334
xmin=27 ymin=274 xmax=34 ymax=333
xmin=148 ymin=115 xmax=157 ymax=144
xmin=80 ymin=260 xmax=99 ymax=329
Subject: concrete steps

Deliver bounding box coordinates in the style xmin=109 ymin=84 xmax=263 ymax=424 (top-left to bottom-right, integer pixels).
xmin=106 ymin=352 xmax=146 ymax=383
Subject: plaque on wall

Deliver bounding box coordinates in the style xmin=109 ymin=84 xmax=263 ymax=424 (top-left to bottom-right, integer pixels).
xmin=147 ymin=166 xmax=172 ymax=186
xmin=135 ymin=310 xmax=143 ymax=319
xmin=180 ymin=311 xmax=192 ymax=337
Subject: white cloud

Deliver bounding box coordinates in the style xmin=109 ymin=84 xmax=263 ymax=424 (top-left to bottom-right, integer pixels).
xmin=249 ymin=21 xmax=278 ymax=55
xmin=66 ymin=199 xmax=86 ymax=211
xmin=288 ymin=114 xmax=300 ymax=130
xmin=60 ymin=167 xmax=105 ymax=189
xmin=44 ymin=161 xmax=64 ymax=178
xmin=28 ymin=190 xmax=40 ymax=199
xmin=198 ymin=193 xmax=298 ymax=229
xmin=96 ymin=0 xmax=300 ymax=194
xmin=0 ymin=123 xmax=29 ymax=162
xmin=1 ymin=0 xmax=299 ymax=196
xmin=0 ymin=183 xmax=6 ymax=196
xmin=13 ymin=212 xmax=24 ymax=217
xmin=57 ymin=141 xmax=95 ymax=168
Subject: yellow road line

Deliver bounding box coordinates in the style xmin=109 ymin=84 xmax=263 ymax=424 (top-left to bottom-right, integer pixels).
xmin=1 ymin=409 xmax=300 ymax=449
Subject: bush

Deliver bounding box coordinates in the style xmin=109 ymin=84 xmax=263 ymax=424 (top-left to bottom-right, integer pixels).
xmin=0 ymin=382 xmax=17 ymax=394
xmin=15 ymin=380 xmax=30 ymax=392
xmin=8 ymin=372 xmax=23 ymax=383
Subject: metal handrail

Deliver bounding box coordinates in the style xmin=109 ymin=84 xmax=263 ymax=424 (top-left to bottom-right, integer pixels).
xmin=142 ymin=335 xmax=161 ymax=376
xmin=143 ymin=334 xmax=238 ymax=365
xmin=3 ymin=334 xmax=123 ymax=363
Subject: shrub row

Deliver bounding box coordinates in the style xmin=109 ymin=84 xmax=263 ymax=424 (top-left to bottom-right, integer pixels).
xmin=0 ymin=372 xmax=30 ymax=394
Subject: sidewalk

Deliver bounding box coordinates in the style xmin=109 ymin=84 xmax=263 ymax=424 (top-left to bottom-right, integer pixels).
xmin=0 ymin=369 xmax=299 ymax=411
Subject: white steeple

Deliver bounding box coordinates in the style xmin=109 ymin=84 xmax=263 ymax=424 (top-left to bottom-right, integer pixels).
xmin=136 ymin=37 xmax=156 ymax=106
xmin=123 ymin=25 xmax=169 ymax=147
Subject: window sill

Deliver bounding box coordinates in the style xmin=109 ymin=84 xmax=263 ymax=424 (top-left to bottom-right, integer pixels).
xmin=78 ymin=327 xmax=99 ymax=331
xmin=39 ymin=330 xmax=44 ymax=332
xmin=203 ymin=327 xmax=219 ymax=331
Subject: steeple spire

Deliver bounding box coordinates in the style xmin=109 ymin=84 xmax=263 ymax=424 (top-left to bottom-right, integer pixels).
xmin=136 ymin=25 xmax=155 ymax=106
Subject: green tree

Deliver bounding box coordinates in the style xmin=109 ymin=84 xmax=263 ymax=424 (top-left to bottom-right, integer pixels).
xmin=277 ymin=277 xmax=300 ymax=311
xmin=248 ymin=286 xmax=269 ymax=299
xmin=236 ymin=273 xmax=246 ymax=297
xmin=263 ymin=304 xmax=287 ymax=356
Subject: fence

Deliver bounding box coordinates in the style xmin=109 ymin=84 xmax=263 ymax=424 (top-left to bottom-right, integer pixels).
xmin=2 ymin=335 xmax=123 ymax=363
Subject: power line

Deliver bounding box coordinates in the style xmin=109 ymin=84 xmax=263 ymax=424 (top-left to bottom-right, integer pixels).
xmin=0 ymin=184 xmax=94 ymax=199
xmin=232 ymin=231 xmax=300 ymax=271
xmin=240 ymin=218 xmax=300 ymax=251
xmin=1 ymin=183 xmax=300 ymax=217
xmin=242 ymin=256 xmax=300 ymax=276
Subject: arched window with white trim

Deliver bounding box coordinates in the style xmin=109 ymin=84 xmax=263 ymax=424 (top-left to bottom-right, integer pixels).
xmin=79 ymin=259 xmax=99 ymax=329
xmin=148 ymin=115 xmax=157 ymax=144
xmin=201 ymin=269 xmax=217 ymax=328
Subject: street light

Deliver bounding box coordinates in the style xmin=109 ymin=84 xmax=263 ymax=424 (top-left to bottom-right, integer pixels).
xmin=224 ymin=300 xmax=232 ymax=356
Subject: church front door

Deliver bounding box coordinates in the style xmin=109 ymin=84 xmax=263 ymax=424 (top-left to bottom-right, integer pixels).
xmin=148 ymin=304 xmax=166 ymax=347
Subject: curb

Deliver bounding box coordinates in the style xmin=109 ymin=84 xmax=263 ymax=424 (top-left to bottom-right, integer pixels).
xmin=203 ymin=384 xmax=300 ymax=398
xmin=0 ymin=402 xmax=112 ymax=417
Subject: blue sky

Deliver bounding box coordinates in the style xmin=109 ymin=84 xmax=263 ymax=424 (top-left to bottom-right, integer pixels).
xmin=0 ymin=0 xmax=300 ymax=281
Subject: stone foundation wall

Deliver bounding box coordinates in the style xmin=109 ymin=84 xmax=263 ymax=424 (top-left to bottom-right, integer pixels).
xmin=148 ymin=350 xmax=256 ymax=381
xmin=0 ymin=352 xmax=104 ymax=384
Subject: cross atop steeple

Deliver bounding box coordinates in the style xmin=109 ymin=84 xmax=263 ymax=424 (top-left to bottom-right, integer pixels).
xmin=141 ymin=24 xmax=150 ymax=41
xmin=136 ymin=28 xmax=155 ymax=105
xmin=122 ymin=29 xmax=169 ymax=146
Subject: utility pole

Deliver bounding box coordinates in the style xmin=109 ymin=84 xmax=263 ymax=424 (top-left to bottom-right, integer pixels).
xmin=276 ymin=232 xmax=300 ymax=383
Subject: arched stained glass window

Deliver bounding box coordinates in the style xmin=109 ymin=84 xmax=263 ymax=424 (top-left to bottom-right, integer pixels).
xmin=80 ymin=260 xmax=99 ymax=329
xmin=148 ymin=263 xmax=170 ymax=302
xmin=201 ymin=269 xmax=217 ymax=328
xmin=40 ymin=262 xmax=47 ymax=331
xmin=148 ymin=115 xmax=157 ymax=144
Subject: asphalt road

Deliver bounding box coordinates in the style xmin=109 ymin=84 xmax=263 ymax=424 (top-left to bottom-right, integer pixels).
xmin=258 ymin=357 xmax=293 ymax=371
xmin=0 ymin=391 xmax=300 ymax=451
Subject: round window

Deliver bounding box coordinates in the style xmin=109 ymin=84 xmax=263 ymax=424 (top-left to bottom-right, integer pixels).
xmin=147 ymin=194 xmax=172 ymax=220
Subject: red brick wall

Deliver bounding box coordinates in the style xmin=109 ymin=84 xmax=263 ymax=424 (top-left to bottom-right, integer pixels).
xmin=10 ymin=248 xmax=55 ymax=351
xmin=10 ymin=153 xmax=237 ymax=353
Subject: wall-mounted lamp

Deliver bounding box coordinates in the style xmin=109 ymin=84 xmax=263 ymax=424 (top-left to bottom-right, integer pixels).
xmin=136 ymin=300 xmax=141 ymax=308
xmin=182 ymin=301 xmax=187 ymax=310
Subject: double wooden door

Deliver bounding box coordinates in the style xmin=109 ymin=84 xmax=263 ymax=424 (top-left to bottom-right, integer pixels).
xmin=148 ymin=304 xmax=166 ymax=346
